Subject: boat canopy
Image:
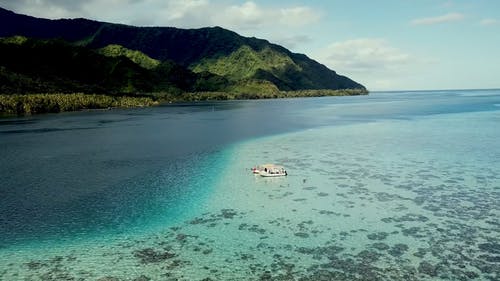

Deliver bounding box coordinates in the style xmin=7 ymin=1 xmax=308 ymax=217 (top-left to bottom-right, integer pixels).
xmin=260 ymin=164 xmax=285 ymax=170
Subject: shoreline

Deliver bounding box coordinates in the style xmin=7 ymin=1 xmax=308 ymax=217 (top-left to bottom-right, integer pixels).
xmin=0 ymin=89 xmax=368 ymax=116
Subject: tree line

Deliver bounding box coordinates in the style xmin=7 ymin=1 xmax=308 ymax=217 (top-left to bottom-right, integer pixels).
xmin=0 ymin=93 xmax=157 ymax=115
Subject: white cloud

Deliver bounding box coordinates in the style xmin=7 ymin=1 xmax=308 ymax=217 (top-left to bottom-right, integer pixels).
xmin=317 ymin=38 xmax=411 ymax=74
xmin=313 ymin=38 xmax=429 ymax=90
xmin=1 ymin=0 xmax=321 ymax=33
xmin=479 ymin=18 xmax=499 ymax=26
xmin=0 ymin=0 xmax=82 ymax=19
xmin=161 ymin=0 xmax=209 ymax=21
xmin=220 ymin=1 xmax=269 ymax=28
xmin=411 ymin=12 xmax=465 ymax=25
xmin=278 ymin=6 xmax=321 ymax=26
xmin=215 ymin=1 xmax=320 ymax=30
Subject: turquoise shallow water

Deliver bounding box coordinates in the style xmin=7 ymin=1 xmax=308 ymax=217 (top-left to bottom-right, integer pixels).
xmin=0 ymin=90 xmax=499 ymax=280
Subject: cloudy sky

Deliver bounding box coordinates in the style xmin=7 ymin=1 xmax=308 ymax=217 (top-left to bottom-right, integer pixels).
xmin=1 ymin=0 xmax=499 ymax=91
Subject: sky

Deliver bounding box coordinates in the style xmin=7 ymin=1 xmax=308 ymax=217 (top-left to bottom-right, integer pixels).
xmin=1 ymin=0 xmax=499 ymax=91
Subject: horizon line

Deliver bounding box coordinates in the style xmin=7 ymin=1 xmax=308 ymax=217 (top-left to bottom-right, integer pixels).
xmin=370 ymin=88 xmax=500 ymax=93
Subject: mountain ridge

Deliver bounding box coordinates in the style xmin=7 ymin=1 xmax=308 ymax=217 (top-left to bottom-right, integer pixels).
xmin=0 ymin=6 xmax=365 ymax=93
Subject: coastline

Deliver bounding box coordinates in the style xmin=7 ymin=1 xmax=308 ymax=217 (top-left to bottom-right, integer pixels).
xmin=0 ymin=89 xmax=368 ymax=116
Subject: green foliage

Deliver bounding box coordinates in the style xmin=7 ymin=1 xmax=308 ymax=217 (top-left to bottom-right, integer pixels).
xmin=0 ymin=93 xmax=157 ymax=115
xmin=0 ymin=35 xmax=28 ymax=45
xmin=0 ymin=36 xmax=236 ymax=96
xmin=190 ymin=44 xmax=367 ymax=91
xmin=0 ymin=9 xmax=370 ymax=116
xmin=0 ymin=37 xmax=157 ymax=94
xmin=2 ymin=8 xmax=366 ymax=91
xmin=98 ymin=44 xmax=160 ymax=69
xmin=175 ymin=92 xmax=237 ymax=102
xmin=192 ymin=71 xmax=230 ymax=92
xmin=281 ymin=88 xmax=369 ymax=97
xmin=0 ymin=89 xmax=368 ymax=116
xmin=171 ymin=88 xmax=368 ymax=103
xmin=225 ymin=79 xmax=280 ymax=95
xmin=192 ymin=45 xmax=300 ymax=81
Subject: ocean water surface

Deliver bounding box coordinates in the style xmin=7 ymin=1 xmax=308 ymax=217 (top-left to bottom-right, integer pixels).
xmin=0 ymin=90 xmax=499 ymax=280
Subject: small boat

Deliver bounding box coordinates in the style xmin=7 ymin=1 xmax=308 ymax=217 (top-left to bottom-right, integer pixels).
xmin=252 ymin=164 xmax=287 ymax=177
xmin=251 ymin=164 xmax=270 ymax=174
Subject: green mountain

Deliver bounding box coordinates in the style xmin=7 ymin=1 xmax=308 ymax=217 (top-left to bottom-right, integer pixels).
xmin=0 ymin=7 xmax=366 ymax=96
xmin=97 ymin=44 xmax=160 ymax=70
xmin=0 ymin=36 xmax=228 ymax=95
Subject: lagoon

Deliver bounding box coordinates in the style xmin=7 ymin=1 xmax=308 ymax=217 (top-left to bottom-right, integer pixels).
xmin=1 ymin=90 xmax=499 ymax=280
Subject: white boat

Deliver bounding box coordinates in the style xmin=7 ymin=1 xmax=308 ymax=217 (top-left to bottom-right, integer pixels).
xmin=252 ymin=164 xmax=287 ymax=177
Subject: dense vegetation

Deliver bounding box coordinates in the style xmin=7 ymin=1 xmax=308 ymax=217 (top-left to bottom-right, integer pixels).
xmin=192 ymin=46 xmax=300 ymax=81
xmin=0 ymin=7 xmax=368 ymax=115
xmin=0 ymin=93 xmax=156 ymax=115
xmin=97 ymin=44 xmax=160 ymax=69
xmin=0 ymin=36 xmax=230 ymax=95
xmin=0 ymin=7 xmax=365 ymax=90
xmin=0 ymin=88 xmax=368 ymax=115
xmin=177 ymin=88 xmax=368 ymax=102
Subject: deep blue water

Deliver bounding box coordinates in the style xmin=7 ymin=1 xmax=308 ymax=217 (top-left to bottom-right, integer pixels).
xmin=1 ymin=90 xmax=499 ymax=247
